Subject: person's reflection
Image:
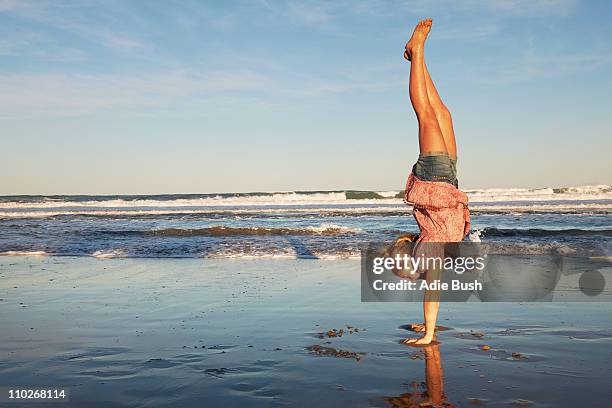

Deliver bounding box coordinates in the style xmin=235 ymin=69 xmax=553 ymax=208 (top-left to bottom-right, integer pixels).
xmin=384 ymin=344 xmax=454 ymax=407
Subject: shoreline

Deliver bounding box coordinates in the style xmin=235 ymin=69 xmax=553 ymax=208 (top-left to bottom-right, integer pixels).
xmin=1 ymin=257 xmax=611 ymax=406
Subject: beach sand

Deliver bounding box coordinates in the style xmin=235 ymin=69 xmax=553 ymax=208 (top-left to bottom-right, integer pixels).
xmin=1 ymin=257 xmax=611 ymax=407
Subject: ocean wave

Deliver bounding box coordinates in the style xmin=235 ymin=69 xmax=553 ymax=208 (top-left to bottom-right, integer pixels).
xmin=144 ymin=224 xmax=363 ymax=237
xmin=205 ymin=249 xmax=361 ymax=259
xmin=0 ymin=184 xmax=611 ymax=210
xmin=482 ymin=228 xmax=612 ymax=238
xmin=0 ymin=231 xmax=609 ymax=259
xmin=0 ymin=250 xmax=47 ymax=256
xmin=1 ymin=201 xmax=611 ymax=219
xmin=0 ymin=242 xmax=606 ymax=259
xmin=91 ymin=249 xmax=126 ymax=258
xmin=480 ymin=242 xmax=607 ymax=257
xmin=470 ymin=203 xmax=612 ymax=214
xmin=0 ymin=191 xmax=350 ymax=208
xmin=438 ymin=184 xmax=612 ymax=203
xmin=0 ymin=248 xmax=362 ymax=259
xmin=553 ymin=185 xmax=612 ymax=194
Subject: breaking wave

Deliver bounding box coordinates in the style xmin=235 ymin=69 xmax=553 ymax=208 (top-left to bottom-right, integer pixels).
xmin=91 ymin=249 xmax=126 ymax=258
xmin=0 ymin=184 xmax=610 ymax=211
xmin=1 ymin=202 xmax=611 ymax=219
xmin=481 ymin=228 xmax=612 ymax=238
xmin=0 ymin=250 xmax=47 ymax=256
xmin=142 ymin=224 xmax=363 ymax=236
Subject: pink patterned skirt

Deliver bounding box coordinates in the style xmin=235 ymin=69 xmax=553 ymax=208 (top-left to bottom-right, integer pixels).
xmin=404 ymin=173 xmax=470 ymax=243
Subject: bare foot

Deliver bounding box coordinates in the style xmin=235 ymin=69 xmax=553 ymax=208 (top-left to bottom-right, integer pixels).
xmin=402 ymin=334 xmax=436 ymax=346
xmin=404 ymin=18 xmax=432 ymax=61
xmin=402 ymin=323 xmax=450 ymax=333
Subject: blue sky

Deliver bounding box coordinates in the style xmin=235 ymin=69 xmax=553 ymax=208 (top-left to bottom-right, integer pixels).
xmin=1 ymin=0 xmax=611 ymax=194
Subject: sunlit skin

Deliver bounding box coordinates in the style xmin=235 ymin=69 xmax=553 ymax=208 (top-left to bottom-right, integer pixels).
xmin=404 ymin=253 xmax=442 ymax=346
xmin=403 ymin=19 xmax=457 ymax=346
xmin=404 ymin=18 xmax=456 ymax=158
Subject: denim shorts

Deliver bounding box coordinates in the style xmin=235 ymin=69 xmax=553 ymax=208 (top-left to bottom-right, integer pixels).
xmin=412 ymin=152 xmax=458 ymax=188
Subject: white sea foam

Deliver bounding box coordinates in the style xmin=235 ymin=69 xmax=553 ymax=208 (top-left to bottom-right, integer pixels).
xmin=91 ymin=249 xmax=126 ymax=258
xmin=469 ymin=229 xmax=482 ymax=242
xmin=304 ymin=223 xmax=363 ymax=234
xmin=203 ymin=248 xmax=361 ymax=259
xmin=466 ymin=185 xmax=612 ymax=202
xmin=483 ymin=242 xmax=585 ymax=256
xmin=1 ymin=201 xmax=611 ymax=218
xmin=207 ymin=253 xmax=298 ymax=259
xmin=312 ymin=252 xmax=361 ymax=260
xmin=0 ymin=184 xmax=610 ymax=212
xmin=0 ymin=243 xmax=601 ymax=259
xmin=0 ymin=192 xmax=350 ymax=209
xmin=375 ymin=190 xmax=400 ymax=198
xmin=0 ymin=250 xmax=47 ymax=256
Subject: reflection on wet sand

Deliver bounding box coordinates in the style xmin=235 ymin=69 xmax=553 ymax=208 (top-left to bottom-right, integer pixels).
xmin=384 ymin=344 xmax=454 ymax=408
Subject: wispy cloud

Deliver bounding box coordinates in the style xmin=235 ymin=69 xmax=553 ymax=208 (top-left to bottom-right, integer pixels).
xmin=0 ymin=0 xmax=151 ymax=52
xmin=404 ymin=0 xmax=578 ymax=18
xmin=0 ymin=60 xmax=402 ymax=119
xmin=257 ymin=0 xmax=578 ymax=25
xmin=0 ymin=30 xmax=87 ymax=61
xmin=0 ymin=0 xmax=21 ymax=12
xmin=476 ymin=0 xmax=578 ymax=17
xmin=258 ymin=0 xmax=334 ymax=25
xmin=0 ymin=1 xmax=602 ymax=117
xmin=434 ymin=21 xmax=502 ymax=41
xmin=458 ymin=50 xmax=612 ymax=84
xmin=0 ymin=69 xmax=274 ymax=119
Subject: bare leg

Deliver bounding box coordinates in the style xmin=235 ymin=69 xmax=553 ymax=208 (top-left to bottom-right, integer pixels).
xmin=404 ymin=19 xmax=447 ymax=155
xmin=423 ymin=62 xmax=457 ymax=159
xmin=422 ymin=297 xmax=440 ymax=342
xmin=405 ymin=19 xmax=456 ymax=158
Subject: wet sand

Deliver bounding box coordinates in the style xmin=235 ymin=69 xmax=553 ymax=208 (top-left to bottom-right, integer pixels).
xmin=1 ymin=257 xmax=611 ymax=407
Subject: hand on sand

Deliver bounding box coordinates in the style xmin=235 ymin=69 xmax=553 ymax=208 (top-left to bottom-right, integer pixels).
xmin=404 ymin=18 xmax=432 ymax=61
